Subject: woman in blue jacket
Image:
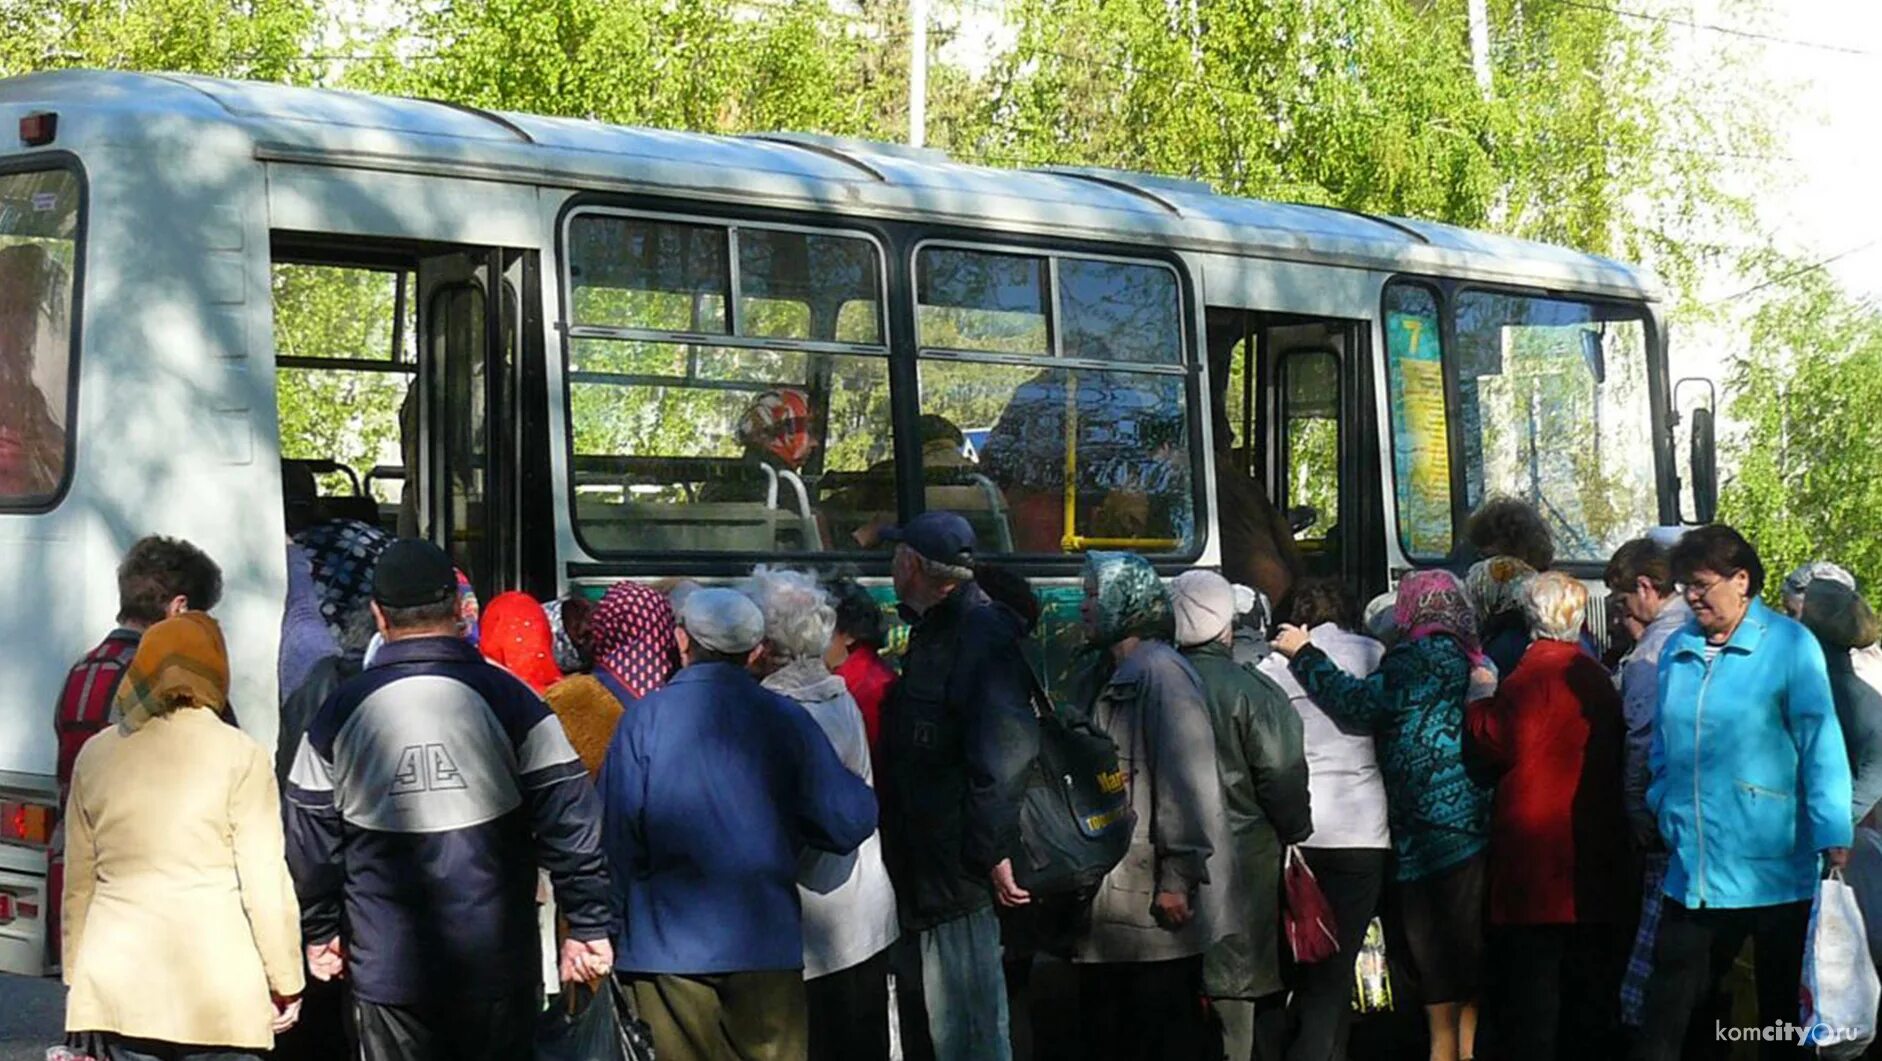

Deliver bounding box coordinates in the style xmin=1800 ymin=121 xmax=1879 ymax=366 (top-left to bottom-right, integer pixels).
xmin=1635 ymin=525 xmax=1853 ymax=1061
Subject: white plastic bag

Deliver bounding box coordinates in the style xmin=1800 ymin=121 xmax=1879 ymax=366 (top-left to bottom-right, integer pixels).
xmin=1802 ymin=869 xmax=1882 ymax=1058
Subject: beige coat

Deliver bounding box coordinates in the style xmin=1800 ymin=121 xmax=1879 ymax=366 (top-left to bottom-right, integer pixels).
xmin=63 ymin=708 xmax=304 ymax=1048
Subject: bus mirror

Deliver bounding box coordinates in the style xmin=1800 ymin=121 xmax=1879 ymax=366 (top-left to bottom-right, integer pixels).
xmin=1674 ymin=377 xmax=1718 ymax=525
xmin=1691 ymin=407 xmax=1718 ymax=524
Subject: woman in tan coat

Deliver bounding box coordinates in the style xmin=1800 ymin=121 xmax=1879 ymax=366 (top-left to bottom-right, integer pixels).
xmin=62 ymin=612 xmax=304 ymax=1060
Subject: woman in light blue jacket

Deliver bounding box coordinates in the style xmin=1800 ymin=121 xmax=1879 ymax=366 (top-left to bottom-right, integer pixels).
xmin=1635 ymin=525 xmax=1853 ymax=1061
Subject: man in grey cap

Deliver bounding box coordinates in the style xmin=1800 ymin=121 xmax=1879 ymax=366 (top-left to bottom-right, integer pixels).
xmin=599 ymin=586 xmax=877 ymax=1061
xmin=877 ymin=512 xmax=1037 ymax=1061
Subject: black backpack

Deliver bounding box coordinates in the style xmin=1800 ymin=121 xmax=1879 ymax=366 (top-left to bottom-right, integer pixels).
xmin=1011 ymin=668 xmax=1136 ymax=894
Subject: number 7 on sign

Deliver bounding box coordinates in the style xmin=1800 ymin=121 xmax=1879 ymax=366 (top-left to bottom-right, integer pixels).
xmin=1401 ymin=317 xmax=1422 ymax=357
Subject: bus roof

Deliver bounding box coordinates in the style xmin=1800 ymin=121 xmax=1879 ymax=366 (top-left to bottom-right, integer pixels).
xmin=0 ymin=69 xmax=1661 ymax=300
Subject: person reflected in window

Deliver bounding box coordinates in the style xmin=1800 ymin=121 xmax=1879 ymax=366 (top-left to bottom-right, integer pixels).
xmin=700 ymin=388 xmax=818 ymax=503
xmin=0 ymin=243 xmax=67 ymax=498
xmin=840 ymin=414 xmax=975 ymax=548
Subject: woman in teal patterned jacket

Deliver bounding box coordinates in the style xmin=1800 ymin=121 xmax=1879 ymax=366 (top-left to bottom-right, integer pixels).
xmin=1274 ymin=569 xmax=1492 ymax=1061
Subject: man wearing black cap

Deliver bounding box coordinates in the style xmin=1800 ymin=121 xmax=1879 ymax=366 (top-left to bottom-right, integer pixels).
xmin=285 ymin=539 xmax=613 ymax=1060
xmin=877 ymin=512 xmax=1037 ymax=1061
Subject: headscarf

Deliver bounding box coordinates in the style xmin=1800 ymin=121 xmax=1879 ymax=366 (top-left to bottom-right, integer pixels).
xmin=544 ymin=598 xmax=586 ymax=674
xmin=590 ymin=582 xmax=680 ymax=699
xmin=1394 ymin=569 xmax=1485 ymax=665
xmin=114 ymin=612 xmax=230 ymax=730
xmin=741 ymin=388 xmax=816 ymax=469
xmin=480 ymin=592 xmax=562 ymax=694
xmin=280 ymin=542 xmax=340 ymax=701
xmin=1083 ymin=551 xmax=1174 ymax=647
xmin=1465 ymin=555 xmax=1537 ymax=622
xmin=1783 ymin=561 xmax=1858 ymax=614
xmin=1363 ymin=591 xmax=1399 ymax=644
xmin=456 ymin=570 xmax=480 ymax=644
xmin=292 ymin=517 xmax=393 ymax=644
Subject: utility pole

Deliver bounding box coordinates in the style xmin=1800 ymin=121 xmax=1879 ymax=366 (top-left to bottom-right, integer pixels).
xmin=1467 ymin=0 xmax=1493 ymax=98
xmin=909 ymin=0 xmax=929 ymax=147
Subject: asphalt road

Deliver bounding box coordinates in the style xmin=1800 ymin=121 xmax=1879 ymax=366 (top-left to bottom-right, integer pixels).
xmin=0 ymin=973 xmax=61 ymax=1061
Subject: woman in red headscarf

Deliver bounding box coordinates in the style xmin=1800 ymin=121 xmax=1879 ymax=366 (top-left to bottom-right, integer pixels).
xmin=479 ymin=592 xmax=562 ymax=695
xmin=544 ymin=582 xmax=680 ymax=778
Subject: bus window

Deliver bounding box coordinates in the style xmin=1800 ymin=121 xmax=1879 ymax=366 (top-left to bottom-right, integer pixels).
xmin=273 ymin=262 xmax=416 ymax=531
xmin=1452 ymin=290 xmax=1654 ymax=564
xmin=563 ymin=211 xmax=892 ymax=555
xmin=1279 ymin=348 xmax=1340 ymax=549
xmin=917 ymin=246 xmax=1195 ymax=556
xmin=1383 ymin=282 xmax=1453 ymax=559
xmin=0 ymin=169 xmax=79 ymax=507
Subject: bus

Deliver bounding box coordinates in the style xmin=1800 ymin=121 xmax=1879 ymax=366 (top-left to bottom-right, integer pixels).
xmin=0 ymin=69 xmax=1715 ymax=975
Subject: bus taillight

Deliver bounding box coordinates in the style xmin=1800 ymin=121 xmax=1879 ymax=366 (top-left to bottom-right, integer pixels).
xmin=0 ymin=801 xmax=49 ymax=846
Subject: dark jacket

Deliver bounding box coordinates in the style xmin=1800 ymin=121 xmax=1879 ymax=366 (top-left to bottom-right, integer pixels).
xmin=1292 ymin=634 xmax=1490 ymax=882
xmin=1183 ymin=641 xmax=1311 ymax=998
xmin=1822 ymin=644 xmax=1882 ymax=826
xmin=1464 ymin=639 xmax=1633 ymax=926
xmin=284 ymin=636 xmax=612 ymax=1005
xmin=880 ymin=583 xmax=1037 ymax=930
xmin=274 ymin=653 xmax=360 ymax=791
xmin=599 ymin=661 xmax=877 ymax=974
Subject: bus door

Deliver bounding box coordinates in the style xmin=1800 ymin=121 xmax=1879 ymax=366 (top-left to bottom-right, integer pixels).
xmin=415 ymin=248 xmax=551 ymax=603
xmin=1206 ymin=308 xmax=1383 ymax=603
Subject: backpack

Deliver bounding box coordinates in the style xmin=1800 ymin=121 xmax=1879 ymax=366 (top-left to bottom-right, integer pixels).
xmin=1011 ymin=667 xmax=1136 ymax=894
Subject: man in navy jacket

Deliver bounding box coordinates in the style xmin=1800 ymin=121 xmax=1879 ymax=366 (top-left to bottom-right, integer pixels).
xmin=286 ymin=540 xmax=613 ymax=1060
xmin=600 ymin=586 xmax=876 ymax=1061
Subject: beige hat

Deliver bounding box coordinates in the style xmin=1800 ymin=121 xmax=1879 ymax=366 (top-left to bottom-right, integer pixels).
xmin=1171 ymin=569 xmax=1236 ymax=648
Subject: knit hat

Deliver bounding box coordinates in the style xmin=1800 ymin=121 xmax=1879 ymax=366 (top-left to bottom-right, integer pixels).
xmin=678 ymin=587 xmax=766 ymax=656
xmin=1171 ymin=569 xmax=1236 ymax=648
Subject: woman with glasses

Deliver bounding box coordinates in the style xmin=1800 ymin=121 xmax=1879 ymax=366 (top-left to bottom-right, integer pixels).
xmin=1633 ymin=525 xmax=1854 ymax=1061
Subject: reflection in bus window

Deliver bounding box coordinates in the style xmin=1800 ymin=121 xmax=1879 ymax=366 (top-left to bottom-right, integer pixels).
xmin=0 ymin=170 xmax=78 ymax=505
xmin=563 ymin=212 xmax=892 ymax=554
xmin=1453 ymin=290 xmax=1654 ymax=564
xmin=923 ymin=363 xmax=1192 ymax=554
xmin=1058 ymin=258 xmax=1181 ymax=364
xmin=916 ymin=248 xmax=1050 ymax=356
xmin=916 ymin=246 xmax=1195 ymax=555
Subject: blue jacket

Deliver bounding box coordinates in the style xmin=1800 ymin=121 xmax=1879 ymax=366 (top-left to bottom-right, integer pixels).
xmin=285 ymin=636 xmax=611 ymax=1005
xmin=599 ymin=662 xmax=877 ymax=974
xmin=1649 ymin=600 xmax=1854 ymax=910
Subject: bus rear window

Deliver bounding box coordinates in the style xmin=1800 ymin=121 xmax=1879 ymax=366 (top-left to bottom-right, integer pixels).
xmin=0 ymin=169 xmax=80 ymax=508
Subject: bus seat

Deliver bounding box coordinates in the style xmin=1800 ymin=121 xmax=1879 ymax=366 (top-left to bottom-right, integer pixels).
xmin=924 ymin=472 xmax=1014 ymax=553
xmin=576 ymin=499 xmax=822 ymax=554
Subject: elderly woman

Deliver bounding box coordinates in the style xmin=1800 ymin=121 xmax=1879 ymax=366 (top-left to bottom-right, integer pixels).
xmin=1274 ymin=569 xmax=1492 ymax=1061
xmin=1071 ymin=552 xmax=1232 ymax=1061
xmin=1634 ymin=525 xmax=1853 ymax=1061
xmin=63 ymin=613 xmax=304 ymax=1060
xmin=1257 ymin=578 xmax=1389 ymax=1061
xmin=1798 ymin=578 xmax=1882 ymax=825
xmin=1464 ymin=572 xmax=1632 ymax=1061
xmin=545 ymin=581 xmax=680 ymax=778
xmin=745 ymin=567 xmax=899 ymax=1061
xmin=1466 ymin=555 xmax=1537 ymax=677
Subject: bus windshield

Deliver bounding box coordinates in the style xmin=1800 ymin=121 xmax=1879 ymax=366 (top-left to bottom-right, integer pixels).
xmin=1453 ymin=290 xmax=1656 ymax=564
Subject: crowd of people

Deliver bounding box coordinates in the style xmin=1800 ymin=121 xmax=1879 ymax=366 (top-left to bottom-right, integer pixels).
xmin=44 ymin=497 xmax=1882 ymax=1061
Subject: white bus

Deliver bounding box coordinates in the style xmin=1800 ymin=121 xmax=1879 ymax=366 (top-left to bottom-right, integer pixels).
xmin=0 ymin=69 xmax=1713 ymax=975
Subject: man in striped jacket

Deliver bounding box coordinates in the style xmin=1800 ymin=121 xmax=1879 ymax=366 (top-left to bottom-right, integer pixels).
xmin=49 ymin=534 xmax=223 ymax=962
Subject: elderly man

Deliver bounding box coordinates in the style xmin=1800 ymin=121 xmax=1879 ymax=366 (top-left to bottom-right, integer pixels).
xmin=1170 ymin=569 xmax=1312 ymax=1061
xmin=600 ymin=586 xmax=877 ymax=1061
xmin=877 ymin=511 xmax=1036 ymax=1061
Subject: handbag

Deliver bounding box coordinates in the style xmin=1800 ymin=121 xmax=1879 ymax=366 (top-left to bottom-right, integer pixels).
xmin=535 ymin=979 xmax=656 ymax=1061
xmin=1282 ymin=846 xmax=1340 ymax=964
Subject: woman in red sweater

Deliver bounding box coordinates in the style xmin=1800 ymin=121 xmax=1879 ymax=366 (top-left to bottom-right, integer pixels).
xmin=1465 ymin=570 xmax=1635 ymax=1061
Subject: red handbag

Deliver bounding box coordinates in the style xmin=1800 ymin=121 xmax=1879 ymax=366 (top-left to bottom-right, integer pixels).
xmin=1283 ymin=846 xmax=1341 ymax=964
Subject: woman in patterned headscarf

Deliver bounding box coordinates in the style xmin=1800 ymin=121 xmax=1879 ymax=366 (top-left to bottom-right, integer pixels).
xmin=1071 ymin=552 xmax=1235 ymax=1061
xmin=1274 ymin=568 xmax=1494 ymax=1061
xmin=544 ymin=582 xmax=681 ymax=778
xmin=1466 ymin=555 xmax=1536 ymax=677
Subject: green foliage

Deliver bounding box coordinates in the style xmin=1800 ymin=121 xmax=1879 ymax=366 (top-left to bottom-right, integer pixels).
xmin=1719 ymin=269 xmax=1882 ymax=598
